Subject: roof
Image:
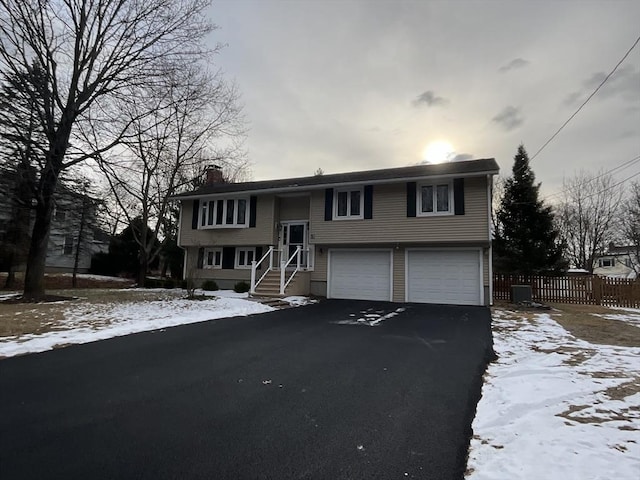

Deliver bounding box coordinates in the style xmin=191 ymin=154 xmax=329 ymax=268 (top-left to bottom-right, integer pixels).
xmin=174 ymin=158 xmax=499 ymax=199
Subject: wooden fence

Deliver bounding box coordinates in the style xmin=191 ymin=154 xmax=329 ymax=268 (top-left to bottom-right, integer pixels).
xmin=493 ymin=274 xmax=640 ymax=308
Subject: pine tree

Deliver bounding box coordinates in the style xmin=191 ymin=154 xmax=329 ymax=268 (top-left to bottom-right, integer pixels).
xmin=494 ymin=144 xmax=566 ymax=275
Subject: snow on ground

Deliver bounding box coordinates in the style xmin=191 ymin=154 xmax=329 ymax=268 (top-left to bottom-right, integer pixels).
xmin=467 ymin=309 xmax=640 ymax=480
xmin=282 ymin=296 xmax=318 ymax=306
xmin=334 ymin=306 xmax=406 ymax=326
xmin=48 ymin=273 xmax=132 ymax=282
xmin=0 ymin=289 xmax=274 ymax=358
xmin=594 ymin=307 xmax=640 ymax=328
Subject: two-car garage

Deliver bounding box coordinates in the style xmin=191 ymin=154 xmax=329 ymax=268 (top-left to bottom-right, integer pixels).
xmin=328 ymin=248 xmax=483 ymax=305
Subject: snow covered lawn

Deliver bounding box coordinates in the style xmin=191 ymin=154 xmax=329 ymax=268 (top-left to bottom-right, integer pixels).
xmin=0 ymin=289 xmax=275 ymax=358
xmin=467 ymin=306 xmax=640 ymax=479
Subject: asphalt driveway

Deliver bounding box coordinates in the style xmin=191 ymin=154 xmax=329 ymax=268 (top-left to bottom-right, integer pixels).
xmin=0 ymin=300 xmax=493 ymax=479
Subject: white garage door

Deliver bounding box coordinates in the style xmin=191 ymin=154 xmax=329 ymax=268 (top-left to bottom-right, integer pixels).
xmin=407 ymin=250 xmax=481 ymax=305
xmin=329 ymin=250 xmax=392 ymax=301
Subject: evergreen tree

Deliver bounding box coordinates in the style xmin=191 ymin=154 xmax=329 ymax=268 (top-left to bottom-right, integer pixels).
xmin=494 ymin=144 xmax=566 ymax=275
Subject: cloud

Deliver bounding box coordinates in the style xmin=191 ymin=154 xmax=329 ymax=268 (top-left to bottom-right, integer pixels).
xmin=564 ymin=65 xmax=640 ymax=105
xmin=492 ymin=106 xmax=524 ymax=131
xmin=412 ymin=90 xmax=449 ymax=108
xmin=498 ymin=58 xmax=530 ymax=73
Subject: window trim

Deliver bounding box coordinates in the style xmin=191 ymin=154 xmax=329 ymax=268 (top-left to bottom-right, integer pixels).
xmin=333 ymin=187 xmax=364 ymax=220
xmin=235 ymin=247 xmax=256 ymax=269
xmin=63 ymin=235 xmax=74 ymax=255
xmin=203 ymin=247 xmax=223 ymax=269
xmin=199 ymin=197 xmax=249 ymax=229
xmin=417 ymin=180 xmax=454 ymax=216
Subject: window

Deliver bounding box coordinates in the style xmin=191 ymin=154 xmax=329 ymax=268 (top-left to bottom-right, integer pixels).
xmin=334 ymin=188 xmax=363 ymax=219
xmin=203 ymin=248 xmax=222 ymax=269
xmin=599 ymin=258 xmax=614 ymax=268
xmin=418 ymin=181 xmax=452 ymax=215
xmin=235 ymin=247 xmax=256 ymax=269
xmin=55 ymin=207 xmax=66 ymax=222
xmin=63 ymin=235 xmax=73 ymax=255
xmin=199 ymin=198 xmax=248 ymax=228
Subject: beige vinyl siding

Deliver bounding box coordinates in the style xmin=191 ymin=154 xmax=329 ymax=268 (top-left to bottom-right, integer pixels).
xmin=310 ymin=245 xmax=327 ymax=282
xmin=278 ymin=196 xmax=310 ymax=222
xmin=309 ymin=177 xmax=489 ymax=244
xmin=393 ymin=249 xmax=405 ymax=302
xmin=179 ymin=195 xmax=275 ymax=247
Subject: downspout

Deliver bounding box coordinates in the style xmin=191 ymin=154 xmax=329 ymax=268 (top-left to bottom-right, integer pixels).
xmin=487 ymin=174 xmax=494 ymax=306
xmin=178 ymin=202 xmax=188 ymax=280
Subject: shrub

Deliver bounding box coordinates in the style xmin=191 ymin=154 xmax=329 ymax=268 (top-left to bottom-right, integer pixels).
xmin=201 ymin=279 xmax=218 ymax=291
xmin=234 ymin=280 xmax=250 ymax=293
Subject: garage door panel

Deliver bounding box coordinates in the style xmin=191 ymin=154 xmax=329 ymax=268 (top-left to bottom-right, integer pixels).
xmin=408 ymin=250 xmax=480 ymax=305
xmin=329 ymin=250 xmax=391 ymax=301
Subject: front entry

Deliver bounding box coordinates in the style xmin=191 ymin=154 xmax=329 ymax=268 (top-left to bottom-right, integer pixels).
xmin=281 ymin=221 xmax=308 ymax=267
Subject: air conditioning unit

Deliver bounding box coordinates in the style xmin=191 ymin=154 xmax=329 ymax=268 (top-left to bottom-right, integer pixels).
xmin=511 ymin=285 xmax=532 ymax=303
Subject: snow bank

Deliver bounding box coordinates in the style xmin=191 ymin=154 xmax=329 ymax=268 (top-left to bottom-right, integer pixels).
xmin=0 ymin=292 xmax=274 ymax=358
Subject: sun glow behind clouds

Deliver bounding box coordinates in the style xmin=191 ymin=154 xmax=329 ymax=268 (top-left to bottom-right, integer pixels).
xmin=422 ymin=140 xmax=454 ymax=164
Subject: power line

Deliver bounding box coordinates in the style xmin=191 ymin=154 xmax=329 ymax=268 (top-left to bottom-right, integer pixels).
xmin=530 ymin=34 xmax=640 ymax=161
xmin=543 ymin=154 xmax=640 ymax=200
xmin=580 ymin=168 xmax=640 ymax=201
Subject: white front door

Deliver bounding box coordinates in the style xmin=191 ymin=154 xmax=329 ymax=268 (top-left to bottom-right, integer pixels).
xmin=281 ymin=222 xmax=307 ymax=267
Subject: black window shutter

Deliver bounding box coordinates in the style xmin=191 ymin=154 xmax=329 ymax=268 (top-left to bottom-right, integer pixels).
xmin=364 ymin=185 xmax=373 ymax=219
xmin=453 ymin=178 xmax=465 ymax=215
xmin=255 ymin=246 xmax=263 ymax=270
xmin=197 ymin=247 xmax=204 ymax=269
xmin=406 ymin=182 xmax=417 ymax=217
xmin=192 ymin=199 xmax=200 ymax=229
xmin=249 ymin=196 xmax=257 ymax=228
xmin=222 ymin=247 xmax=236 ymax=269
xmin=324 ymin=188 xmax=334 ymax=221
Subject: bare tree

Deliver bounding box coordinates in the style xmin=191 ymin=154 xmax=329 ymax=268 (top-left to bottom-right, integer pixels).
xmin=621 ymin=181 xmax=640 ymax=276
xmin=0 ymin=0 xmax=214 ymax=300
xmin=555 ymin=171 xmax=623 ymax=272
xmin=84 ymin=65 xmax=245 ymax=285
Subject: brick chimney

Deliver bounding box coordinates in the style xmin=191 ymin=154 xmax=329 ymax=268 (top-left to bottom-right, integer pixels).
xmin=205 ymin=165 xmax=224 ymax=184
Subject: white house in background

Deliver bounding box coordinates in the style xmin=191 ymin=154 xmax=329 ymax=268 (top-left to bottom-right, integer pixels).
xmin=0 ymin=167 xmax=109 ymax=273
xmin=172 ymin=158 xmax=499 ymax=306
xmin=593 ymin=244 xmax=637 ymax=279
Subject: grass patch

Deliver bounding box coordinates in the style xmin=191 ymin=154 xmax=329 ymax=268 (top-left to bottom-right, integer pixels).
xmin=0 ymin=289 xmax=188 ymax=338
xmin=493 ymin=301 xmax=640 ymax=348
xmin=547 ymin=303 xmax=640 ymax=348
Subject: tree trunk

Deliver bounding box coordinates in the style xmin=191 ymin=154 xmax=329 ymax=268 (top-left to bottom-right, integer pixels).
xmin=137 ymin=253 xmax=148 ymax=287
xmin=4 ymin=266 xmax=16 ymax=289
xmin=72 ymin=199 xmax=87 ymax=288
xmin=23 ymin=169 xmax=57 ymax=301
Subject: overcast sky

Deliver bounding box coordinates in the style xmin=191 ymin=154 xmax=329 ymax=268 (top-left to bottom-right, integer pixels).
xmin=208 ymin=0 xmax=640 ymax=199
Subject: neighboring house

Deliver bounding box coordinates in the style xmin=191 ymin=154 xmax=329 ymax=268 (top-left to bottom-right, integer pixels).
xmin=173 ymin=158 xmax=499 ymax=306
xmin=0 ymin=167 xmax=107 ymax=274
xmin=593 ymin=244 xmax=637 ymax=279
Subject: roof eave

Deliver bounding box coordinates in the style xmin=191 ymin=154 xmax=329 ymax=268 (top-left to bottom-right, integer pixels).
xmin=170 ymin=168 xmax=500 ymax=201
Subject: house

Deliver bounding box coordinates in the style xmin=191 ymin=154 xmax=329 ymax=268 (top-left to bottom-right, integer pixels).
xmin=0 ymin=166 xmax=108 ymax=274
xmin=593 ymin=244 xmax=637 ymax=279
xmin=173 ymin=158 xmax=499 ymax=305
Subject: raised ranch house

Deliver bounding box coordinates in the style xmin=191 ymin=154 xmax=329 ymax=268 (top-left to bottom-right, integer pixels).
xmin=174 ymin=158 xmax=499 ymax=305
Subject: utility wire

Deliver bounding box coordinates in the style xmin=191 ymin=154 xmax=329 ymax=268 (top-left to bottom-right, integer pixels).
xmin=543 ymin=154 xmax=640 ymax=200
xmin=530 ymin=34 xmax=640 ymax=161
xmin=580 ymin=168 xmax=640 ymax=201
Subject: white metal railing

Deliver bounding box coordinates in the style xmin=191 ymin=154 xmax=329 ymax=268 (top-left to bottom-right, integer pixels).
xmin=280 ymin=246 xmax=302 ymax=294
xmin=250 ymin=246 xmax=274 ymax=294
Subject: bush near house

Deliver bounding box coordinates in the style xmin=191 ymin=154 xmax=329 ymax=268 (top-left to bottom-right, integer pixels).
xmin=201 ymin=280 xmax=218 ymax=291
xmin=234 ymin=281 xmax=250 ymax=293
